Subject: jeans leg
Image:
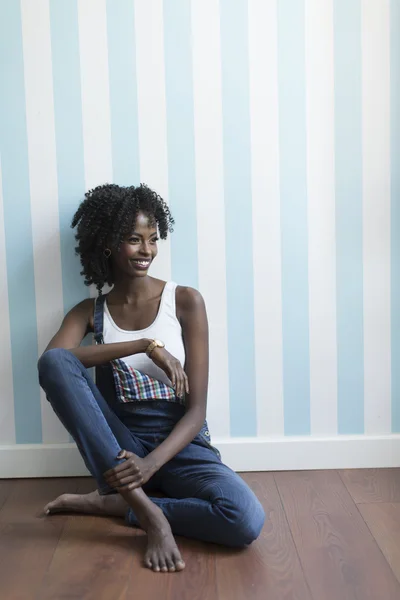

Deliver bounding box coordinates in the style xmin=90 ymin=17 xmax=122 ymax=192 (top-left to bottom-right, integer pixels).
xmin=125 ymin=441 xmax=265 ymax=547
xmin=38 ymin=348 xmax=147 ymax=494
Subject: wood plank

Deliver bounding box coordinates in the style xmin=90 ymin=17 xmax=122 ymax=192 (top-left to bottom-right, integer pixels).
xmin=359 ymin=503 xmax=400 ymax=585
xmin=0 ymin=477 xmax=80 ymax=523
xmin=127 ymin=533 xmax=173 ymax=598
xmin=2 ymin=472 xmax=400 ymax=598
xmin=78 ymin=478 xmax=218 ymax=598
xmin=127 ymin=527 xmax=218 ymax=598
xmin=166 ymin=539 xmax=217 ymax=600
xmin=0 ymin=521 xmax=65 ymax=600
xmin=38 ymin=477 xmax=135 ymax=600
xmin=215 ymin=472 xmax=312 ymax=600
xmin=127 ymin=535 xmax=214 ymax=600
xmin=275 ymin=470 xmax=400 ymax=600
xmin=39 ymin=514 xmax=135 ymax=600
xmin=0 ymin=479 xmax=15 ymax=512
xmin=0 ymin=478 xmax=82 ymax=599
xmin=340 ymin=469 xmax=400 ymax=504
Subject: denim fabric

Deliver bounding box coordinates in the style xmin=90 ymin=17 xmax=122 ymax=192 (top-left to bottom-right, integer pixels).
xmin=38 ymin=348 xmax=265 ymax=547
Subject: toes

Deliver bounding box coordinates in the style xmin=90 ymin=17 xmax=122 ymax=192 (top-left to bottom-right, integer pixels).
xmin=175 ymin=560 xmax=185 ymax=572
xmin=144 ymin=554 xmax=152 ymax=570
xmin=44 ymin=501 xmax=56 ymax=515
xmin=172 ymin=549 xmax=185 ymax=571
xmin=166 ymin=558 xmax=176 ymax=573
xmin=159 ymin=561 xmax=168 ymax=573
xmin=43 ymin=494 xmax=68 ymax=515
xmin=151 ymin=555 xmax=160 ymax=572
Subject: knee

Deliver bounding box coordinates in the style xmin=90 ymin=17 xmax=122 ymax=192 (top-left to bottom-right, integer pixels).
xmin=37 ymin=348 xmax=73 ymax=381
xmin=234 ymin=499 xmax=265 ymax=547
xmin=219 ymin=493 xmax=265 ymax=548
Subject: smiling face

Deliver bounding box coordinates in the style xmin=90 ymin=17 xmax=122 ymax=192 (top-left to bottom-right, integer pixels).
xmin=111 ymin=211 xmax=158 ymax=280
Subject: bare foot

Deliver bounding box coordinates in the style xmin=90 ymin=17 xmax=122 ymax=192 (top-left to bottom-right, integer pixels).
xmin=44 ymin=491 xmax=185 ymax=573
xmin=44 ymin=490 xmax=127 ymax=517
xmin=144 ymin=512 xmax=185 ymax=573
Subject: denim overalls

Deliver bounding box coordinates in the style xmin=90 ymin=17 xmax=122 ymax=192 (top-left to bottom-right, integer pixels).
xmin=37 ymin=297 xmax=265 ymax=547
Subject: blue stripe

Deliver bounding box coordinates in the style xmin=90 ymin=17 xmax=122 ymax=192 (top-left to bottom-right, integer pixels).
xmin=163 ymin=0 xmax=198 ymax=288
xmin=0 ymin=0 xmax=42 ymax=443
xmin=49 ymin=0 xmax=88 ymax=314
xmin=334 ymin=0 xmax=364 ymax=434
xmin=220 ymin=0 xmax=257 ymax=437
xmin=391 ymin=0 xmax=400 ymax=432
xmin=277 ymin=0 xmax=310 ymax=435
xmin=106 ymin=0 xmax=139 ymax=186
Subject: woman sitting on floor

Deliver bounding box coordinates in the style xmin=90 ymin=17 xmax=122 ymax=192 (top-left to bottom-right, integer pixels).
xmin=38 ymin=183 xmax=265 ymax=573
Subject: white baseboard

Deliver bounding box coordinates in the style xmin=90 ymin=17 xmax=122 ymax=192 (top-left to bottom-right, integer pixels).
xmin=1 ymin=435 xmax=400 ymax=478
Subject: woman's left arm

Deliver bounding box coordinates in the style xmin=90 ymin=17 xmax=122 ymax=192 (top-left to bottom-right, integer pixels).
xmin=145 ymin=286 xmax=209 ymax=473
xmin=105 ymin=287 xmax=209 ymax=489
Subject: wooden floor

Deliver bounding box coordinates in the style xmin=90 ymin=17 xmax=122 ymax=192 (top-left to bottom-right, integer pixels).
xmin=1 ymin=470 xmax=400 ymax=599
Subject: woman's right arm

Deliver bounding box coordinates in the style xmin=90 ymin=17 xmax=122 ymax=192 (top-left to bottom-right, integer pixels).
xmin=42 ymin=299 xmax=151 ymax=368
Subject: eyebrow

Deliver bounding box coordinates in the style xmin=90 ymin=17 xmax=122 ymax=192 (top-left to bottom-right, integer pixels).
xmin=129 ymin=232 xmax=158 ymax=238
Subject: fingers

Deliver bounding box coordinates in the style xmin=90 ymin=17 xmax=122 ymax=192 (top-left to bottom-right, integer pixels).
xmin=152 ymin=350 xmax=189 ymax=398
xmin=105 ymin=465 xmax=140 ymax=487
xmin=104 ymin=461 xmax=138 ymax=481
xmin=167 ymin=360 xmax=189 ymax=399
xmin=104 ymin=454 xmax=141 ymax=488
xmin=177 ymin=369 xmax=185 ymax=399
xmin=168 ymin=365 xmax=176 ymax=391
xmin=174 ymin=365 xmax=189 ymax=399
xmin=183 ymin=371 xmax=189 ymax=395
xmin=103 ymin=451 xmax=146 ymax=490
xmin=104 ymin=451 xmax=134 ymax=478
xmin=111 ymin=474 xmax=143 ymax=490
xmin=107 ymin=469 xmax=143 ymax=486
xmin=126 ymin=480 xmax=143 ymax=491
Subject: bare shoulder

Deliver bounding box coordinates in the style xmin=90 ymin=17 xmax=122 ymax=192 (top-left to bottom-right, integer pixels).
xmin=69 ymin=298 xmax=94 ymax=316
xmin=44 ymin=297 xmax=95 ymax=352
xmin=175 ymin=287 xmax=208 ymax=340
xmin=65 ymin=298 xmax=95 ymax=329
xmin=175 ymin=286 xmax=205 ymax=313
xmin=73 ymin=298 xmax=94 ymax=310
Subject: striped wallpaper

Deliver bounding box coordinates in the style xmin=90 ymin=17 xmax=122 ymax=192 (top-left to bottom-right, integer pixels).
xmin=0 ymin=0 xmax=399 ymax=446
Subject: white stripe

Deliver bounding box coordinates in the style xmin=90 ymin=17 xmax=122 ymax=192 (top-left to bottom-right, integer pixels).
xmin=191 ymin=0 xmax=230 ymax=438
xmin=134 ymin=0 xmax=171 ymax=282
xmin=362 ymin=0 xmax=391 ymax=434
xmin=0 ymin=159 xmax=16 ymax=443
xmin=305 ymin=0 xmax=338 ymax=435
xmin=21 ymin=0 xmax=69 ymax=443
xmin=248 ymin=0 xmax=284 ymax=436
xmin=78 ymin=0 xmax=113 ymax=191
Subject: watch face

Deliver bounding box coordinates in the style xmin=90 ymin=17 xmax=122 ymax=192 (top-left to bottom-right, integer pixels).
xmin=155 ymin=339 xmax=165 ymax=348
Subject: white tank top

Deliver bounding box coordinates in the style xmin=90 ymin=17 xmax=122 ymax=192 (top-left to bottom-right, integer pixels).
xmin=102 ymin=282 xmax=185 ymax=388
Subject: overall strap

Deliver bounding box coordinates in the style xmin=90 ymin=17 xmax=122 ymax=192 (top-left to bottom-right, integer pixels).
xmin=93 ymin=294 xmax=107 ymax=345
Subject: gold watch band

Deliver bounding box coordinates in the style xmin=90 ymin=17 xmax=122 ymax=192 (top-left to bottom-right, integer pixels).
xmin=145 ymin=339 xmax=164 ymax=357
xmin=146 ymin=340 xmax=158 ymax=356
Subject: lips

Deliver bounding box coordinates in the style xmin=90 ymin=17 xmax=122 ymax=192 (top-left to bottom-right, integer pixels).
xmin=132 ymin=259 xmax=151 ymax=270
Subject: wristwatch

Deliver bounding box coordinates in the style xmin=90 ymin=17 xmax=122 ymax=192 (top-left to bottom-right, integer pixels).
xmin=146 ymin=339 xmax=165 ymax=357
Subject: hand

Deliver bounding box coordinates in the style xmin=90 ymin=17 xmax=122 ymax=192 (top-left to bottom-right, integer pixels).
xmin=149 ymin=347 xmax=189 ymax=398
xmin=103 ymin=450 xmax=154 ymax=491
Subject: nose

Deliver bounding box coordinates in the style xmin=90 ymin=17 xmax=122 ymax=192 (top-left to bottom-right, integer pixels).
xmin=139 ymin=241 xmax=152 ymax=256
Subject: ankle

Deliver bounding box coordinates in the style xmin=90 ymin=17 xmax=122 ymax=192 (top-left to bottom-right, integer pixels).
xmin=140 ymin=505 xmax=168 ymax=531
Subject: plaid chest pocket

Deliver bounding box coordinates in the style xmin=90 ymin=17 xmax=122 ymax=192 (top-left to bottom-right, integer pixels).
xmin=110 ymin=359 xmax=184 ymax=405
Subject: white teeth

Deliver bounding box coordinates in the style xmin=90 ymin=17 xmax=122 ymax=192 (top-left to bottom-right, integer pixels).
xmin=134 ymin=260 xmax=149 ymax=266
